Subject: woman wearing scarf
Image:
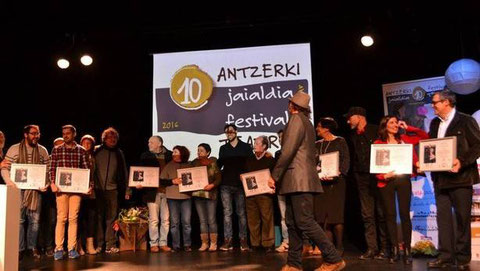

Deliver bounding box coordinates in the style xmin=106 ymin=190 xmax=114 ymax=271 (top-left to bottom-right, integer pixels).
xmin=161 ymin=145 xmax=191 ymax=252
xmin=191 ymin=143 xmax=222 ymax=251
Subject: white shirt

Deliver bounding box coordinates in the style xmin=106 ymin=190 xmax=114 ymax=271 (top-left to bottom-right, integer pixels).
xmin=437 ymin=107 xmax=456 ymax=138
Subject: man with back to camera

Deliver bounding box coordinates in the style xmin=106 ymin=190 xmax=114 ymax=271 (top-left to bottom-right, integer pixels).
xmin=269 ymin=87 xmax=346 ymax=271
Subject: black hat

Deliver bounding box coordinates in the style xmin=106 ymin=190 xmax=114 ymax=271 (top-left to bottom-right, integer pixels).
xmin=343 ymin=106 xmax=366 ymax=119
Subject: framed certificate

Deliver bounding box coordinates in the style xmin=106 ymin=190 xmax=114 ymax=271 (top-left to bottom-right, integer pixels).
xmin=370 ymin=144 xmax=413 ymax=174
xmin=55 ymin=167 xmax=90 ymax=194
xmin=240 ymin=169 xmax=274 ymax=197
xmin=177 ymin=166 xmax=209 ymax=192
xmin=419 ymin=136 xmax=457 ymax=172
xmin=128 ymin=166 xmax=159 ymax=188
xmin=10 ymin=163 xmax=47 ymax=190
xmin=318 ymin=151 xmax=340 ymax=178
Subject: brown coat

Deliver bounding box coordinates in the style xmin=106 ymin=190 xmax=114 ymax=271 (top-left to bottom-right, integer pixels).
xmin=272 ymin=113 xmax=323 ymax=195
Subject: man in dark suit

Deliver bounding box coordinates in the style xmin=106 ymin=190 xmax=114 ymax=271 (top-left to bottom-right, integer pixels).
xmin=269 ymin=87 xmax=345 ymax=271
xmin=427 ymin=89 xmax=480 ymax=270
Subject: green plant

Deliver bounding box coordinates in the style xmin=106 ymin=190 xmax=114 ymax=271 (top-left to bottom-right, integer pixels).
xmin=412 ymin=240 xmax=438 ymax=257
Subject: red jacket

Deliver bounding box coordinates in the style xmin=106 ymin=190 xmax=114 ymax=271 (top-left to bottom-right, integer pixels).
xmin=374 ymin=126 xmax=429 ymax=188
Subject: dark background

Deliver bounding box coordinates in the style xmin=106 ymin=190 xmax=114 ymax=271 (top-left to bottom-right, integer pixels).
xmin=2 ymin=2 xmax=480 ymax=249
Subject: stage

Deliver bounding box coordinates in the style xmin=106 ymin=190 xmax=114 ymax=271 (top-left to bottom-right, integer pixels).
xmin=19 ymin=247 xmax=480 ymax=270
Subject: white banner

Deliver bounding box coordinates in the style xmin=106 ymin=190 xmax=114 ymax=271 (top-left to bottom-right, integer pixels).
xmin=153 ymin=43 xmax=313 ymax=157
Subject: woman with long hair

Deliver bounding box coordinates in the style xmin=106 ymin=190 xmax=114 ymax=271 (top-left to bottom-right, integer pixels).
xmin=374 ymin=115 xmax=428 ymax=264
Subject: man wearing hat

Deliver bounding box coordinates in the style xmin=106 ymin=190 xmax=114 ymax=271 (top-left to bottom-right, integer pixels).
xmin=344 ymin=107 xmax=388 ymax=260
xmin=269 ymin=86 xmax=345 ymax=271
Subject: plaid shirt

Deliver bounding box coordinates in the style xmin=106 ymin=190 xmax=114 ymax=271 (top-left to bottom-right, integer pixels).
xmin=49 ymin=142 xmax=89 ymax=185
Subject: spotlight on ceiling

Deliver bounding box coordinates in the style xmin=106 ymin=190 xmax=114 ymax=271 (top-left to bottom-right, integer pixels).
xmin=80 ymin=54 xmax=93 ymax=66
xmin=57 ymin=58 xmax=70 ymax=69
xmin=361 ymin=35 xmax=374 ymax=47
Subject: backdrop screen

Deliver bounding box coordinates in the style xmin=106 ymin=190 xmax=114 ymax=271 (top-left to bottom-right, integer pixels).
xmin=153 ymin=43 xmax=314 ymax=157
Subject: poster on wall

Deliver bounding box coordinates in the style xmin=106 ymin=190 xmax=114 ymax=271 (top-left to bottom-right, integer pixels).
xmin=382 ymin=76 xmax=445 ymax=248
xmin=153 ymin=44 xmax=314 ymax=157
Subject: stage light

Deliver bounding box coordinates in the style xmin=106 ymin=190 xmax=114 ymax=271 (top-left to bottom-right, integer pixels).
xmin=57 ymin=58 xmax=70 ymax=69
xmin=361 ymin=35 xmax=374 ymax=47
xmin=80 ymin=55 xmax=93 ymax=66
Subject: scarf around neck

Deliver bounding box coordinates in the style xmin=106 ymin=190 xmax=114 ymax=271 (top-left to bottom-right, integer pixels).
xmin=18 ymin=139 xmax=42 ymax=211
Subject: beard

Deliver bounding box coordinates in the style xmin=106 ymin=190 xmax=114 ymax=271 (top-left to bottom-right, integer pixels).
xmin=27 ymin=139 xmax=38 ymax=146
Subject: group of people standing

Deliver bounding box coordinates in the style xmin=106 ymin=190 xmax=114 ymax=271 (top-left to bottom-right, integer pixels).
xmin=0 ymin=88 xmax=479 ymax=271
xmin=1 ymin=126 xmax=129 ymax=260
xmin=341 ymin=89 xmax=480 ymax=271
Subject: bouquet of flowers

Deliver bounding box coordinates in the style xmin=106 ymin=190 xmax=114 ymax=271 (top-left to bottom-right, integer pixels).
xmin=114 ymin=207 xmax=149 ymax=232
xmin=411 ymin=240 xmax=438 ymax=257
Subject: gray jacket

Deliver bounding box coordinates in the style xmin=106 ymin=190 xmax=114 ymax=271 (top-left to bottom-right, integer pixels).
xmin=272 ymin=113 xmax=323 ymax=195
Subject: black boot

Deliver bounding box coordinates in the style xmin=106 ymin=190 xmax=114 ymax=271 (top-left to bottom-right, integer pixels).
xmin=403 ymin=246 xmax=412 ymax=265
xmin=389 ymin=246 xmax=399 ymax=264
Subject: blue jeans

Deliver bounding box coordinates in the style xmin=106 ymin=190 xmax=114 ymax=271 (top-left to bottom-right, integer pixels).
xmin=19 ymin=193 xmax=42 ymax=252
xmin=194 ymin=197 xmax=217 ymax=233
xmin=147 ymin=192 xmax=170 ymax=247
xmin=167 ymin=198 xmax=192 ymax=249
xmin=220 ymin=185 xmax=247 ymax=239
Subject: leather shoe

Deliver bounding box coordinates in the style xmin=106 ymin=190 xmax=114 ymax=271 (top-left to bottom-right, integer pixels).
xmin=359 ymin=249 xmax=375 ymax=260
xmin=427 ymin=258 xmax=453 ymax=268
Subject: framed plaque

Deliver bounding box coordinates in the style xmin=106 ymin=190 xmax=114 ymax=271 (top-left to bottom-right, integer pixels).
xmin=318 ymin=151 xmax=340 ymax=178
xmin=128 ymin=166 xmax=160 ymax=188
xmin=419 ymin=136 xmax=457 ymax=172
xmin=240 ymin=169 xmax=274 ymax=197
xmin=55 ymin=167 xmax=90 ymax=194
xmin=9 ymin=163 xmax=47 ymax=190
xmin=370 ymin=144 xmax=413 ymax=174
xmin=177 ymin=166 xmax=209 ymax=192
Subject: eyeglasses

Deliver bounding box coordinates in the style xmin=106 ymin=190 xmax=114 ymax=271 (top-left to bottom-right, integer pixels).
xmin=431 ymin=99 xmax=444 ymax=105
xmin=28 ymin=132 xmax=40 ymax=136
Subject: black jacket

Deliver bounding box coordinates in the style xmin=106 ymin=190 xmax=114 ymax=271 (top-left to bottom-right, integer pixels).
xmin=348 ymin=123 xmax=378 ymax=173
xmin=93 ymin=145 xmax=128 ymax=192
xmin=217 ymin=139 xmax=253 ymax=187
xmin=429 ymin=110 xmax=480 ymax=189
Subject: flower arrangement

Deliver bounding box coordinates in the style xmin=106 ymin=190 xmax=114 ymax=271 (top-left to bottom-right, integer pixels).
xmin=118 ymin=207 xmax=149 ymax=223
xmin=411 ymin=240 xmax=438 ymax=257
xmin=113 ymin=207 xmax=149 ymax=232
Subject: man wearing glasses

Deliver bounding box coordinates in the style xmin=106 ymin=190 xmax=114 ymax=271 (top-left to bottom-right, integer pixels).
xmin=1 ymin=125 xmax=50 ymax=260
xmin=217 ymin=124 xmax=253 ymax=251
xmin=427 ymin=89 xmax=480 ymax=270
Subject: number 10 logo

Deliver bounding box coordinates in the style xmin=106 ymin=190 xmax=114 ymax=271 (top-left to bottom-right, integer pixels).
xmin=170 ymin=65 xmax=213 ymax=110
